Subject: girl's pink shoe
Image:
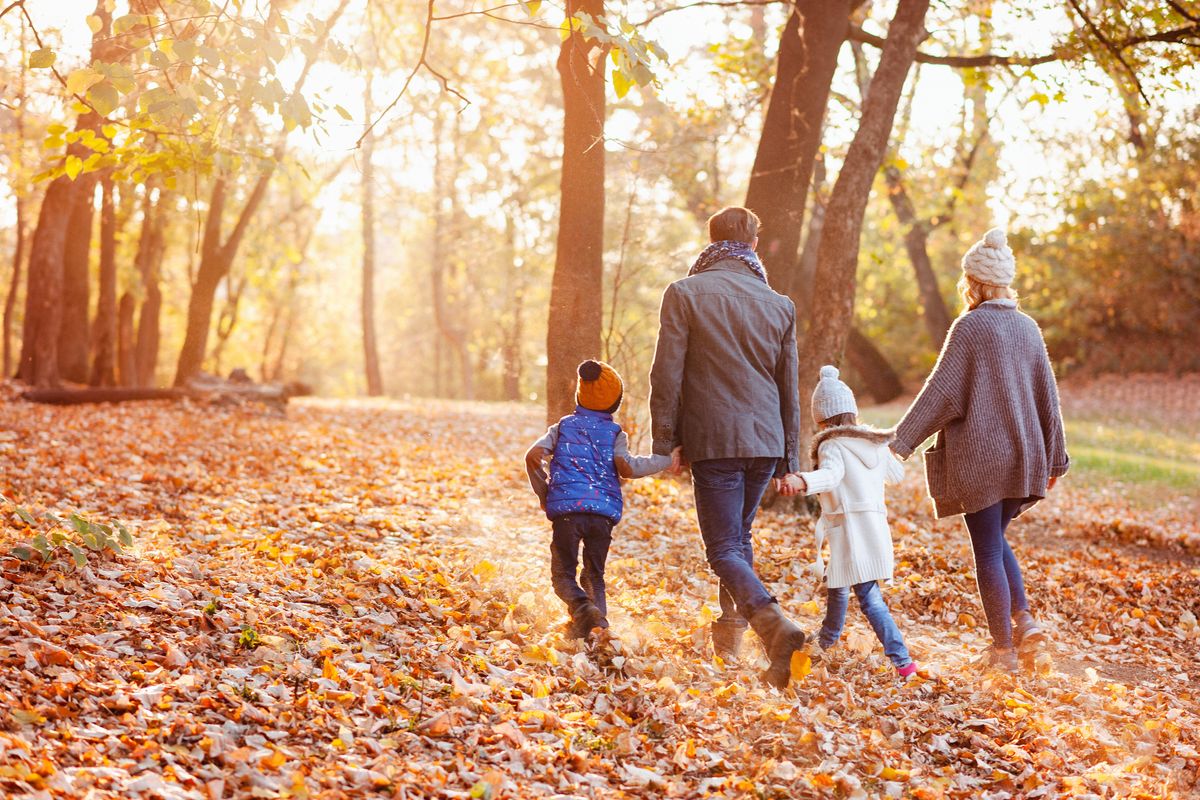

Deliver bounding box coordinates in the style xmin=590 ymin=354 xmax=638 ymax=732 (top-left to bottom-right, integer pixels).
xmin=897 ymin=662 xmax=919 ymax=679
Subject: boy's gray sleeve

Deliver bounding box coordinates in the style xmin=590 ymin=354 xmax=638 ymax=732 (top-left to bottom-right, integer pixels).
xmin=614 ymin=430 xmax=673 ymax=478
xmin=526 ymin=423 xmax=559 ymax=503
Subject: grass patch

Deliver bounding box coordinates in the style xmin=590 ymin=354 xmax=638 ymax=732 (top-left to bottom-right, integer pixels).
xmin=857 ymin=403 xmax=1199 ymax=494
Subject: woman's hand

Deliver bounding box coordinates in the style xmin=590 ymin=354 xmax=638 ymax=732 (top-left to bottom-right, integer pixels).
xmin=1047 ymin=475 xmax=1058 ymax=491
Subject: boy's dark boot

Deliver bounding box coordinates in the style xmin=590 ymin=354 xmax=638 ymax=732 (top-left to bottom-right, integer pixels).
xmin=711 ymin=621 xmax=746 ymax=662
xmin=748 ymin=603 xmax=807 ymax=689
xmin=569 ymin=602 xmax=607 ymax=639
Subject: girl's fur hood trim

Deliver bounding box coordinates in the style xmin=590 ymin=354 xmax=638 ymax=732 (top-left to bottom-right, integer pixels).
xmin=809 ymin=424 xmax=894 ymax=464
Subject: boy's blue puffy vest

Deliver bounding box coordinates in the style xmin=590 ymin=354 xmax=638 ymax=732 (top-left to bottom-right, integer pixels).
xmin=546 ymin=407 xmax=623 ymax=523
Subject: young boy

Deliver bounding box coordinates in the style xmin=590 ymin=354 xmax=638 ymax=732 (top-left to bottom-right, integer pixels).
xmin=525 ymin=360 xmax=671 ymax=639
xmin=783 ymin=366 xmax=919 ymax=678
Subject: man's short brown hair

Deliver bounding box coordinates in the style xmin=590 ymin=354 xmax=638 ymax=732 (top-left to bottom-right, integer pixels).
xmin=707 ymin=206 xmax=760 ymax=244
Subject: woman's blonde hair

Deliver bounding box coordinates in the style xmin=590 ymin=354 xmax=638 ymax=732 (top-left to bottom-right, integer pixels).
xmin=958 ymin=273 xmax=1018 ymax=311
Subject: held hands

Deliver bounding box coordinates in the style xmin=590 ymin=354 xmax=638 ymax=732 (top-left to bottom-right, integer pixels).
xmin=774 ymin=473 xmax=806 ymax=497
xmin=669 ymin=446 xmax=686 ymax=475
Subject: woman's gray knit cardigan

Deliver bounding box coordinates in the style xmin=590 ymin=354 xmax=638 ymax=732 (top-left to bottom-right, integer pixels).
xmin=892 ymin=303 xmax=1070 ymax=518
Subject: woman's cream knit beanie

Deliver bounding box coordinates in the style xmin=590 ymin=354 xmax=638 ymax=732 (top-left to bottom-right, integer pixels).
xmin=962 ymin=228 xmax=1016 ymax=287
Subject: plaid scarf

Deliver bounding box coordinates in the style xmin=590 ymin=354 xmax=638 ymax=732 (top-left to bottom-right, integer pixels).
xmin=688 ymin=240 xmax=768 ymax=284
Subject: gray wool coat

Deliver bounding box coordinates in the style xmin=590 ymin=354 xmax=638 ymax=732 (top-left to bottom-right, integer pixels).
xmin=892 ymin=302 xmax=1070 ymax=518
xmin=648 ymin=257 xmax=801 ymax=476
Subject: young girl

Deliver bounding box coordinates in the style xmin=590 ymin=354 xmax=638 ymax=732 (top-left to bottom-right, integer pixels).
xmin=784 ymin=366 xmax=918 ymax=679
xmin=890 ymin=228 xmax=1068 ymax=674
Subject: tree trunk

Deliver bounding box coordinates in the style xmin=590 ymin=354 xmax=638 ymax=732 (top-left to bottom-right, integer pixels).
xmin=883 ymin=166 xmax=951 ymax=346
xmin=798 ymin=0 xmax=929 ymax=453
xmin=743 ymin=0 xmax=850 ymax=298
xmin=4 ymin=197 xmax=25 ymax=379
xmin=173 ymin=174 xmax=269 ymax=385
xmin=117 ymin=291 xmax=137 ymax=387
xmin=17 ymin=179 xmax=74 ymax=387
xmin=845 ymin=327 xmax=903 ymax=402
xmin=361 ymin=72 xmax=383 ymax=396
xmin=500 ymin=207 xmax=525 ymax=402
xmin=16 ymin=2 xmax=114 ymax=388
xmin=90 ymin=176 xmax=118 ymax=386
xmin=794 ymin=151 xmax=828 ymax=327
xmin=58 ymin=178 xmax=97 ymax=383
xmin=546 ymin=0 xmax=606 ymax=421
xmin=172 ymin=0 xmax=348 ymax=387
xmin=134 ymin=188 xmax=166 ymax=387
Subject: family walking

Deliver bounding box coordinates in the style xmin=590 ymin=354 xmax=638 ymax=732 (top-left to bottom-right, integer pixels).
xmin=525 ymin=206 xmax=1069 ymax=687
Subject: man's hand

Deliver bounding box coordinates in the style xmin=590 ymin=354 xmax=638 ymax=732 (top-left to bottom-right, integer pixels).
xmin=775 ymin=473 xmax=805 ymax=496
xmin=670 ymin=446 xmax=685 ymax=475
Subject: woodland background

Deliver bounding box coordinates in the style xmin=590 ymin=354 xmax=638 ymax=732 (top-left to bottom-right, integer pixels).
xmin=1 ymin=1 xmax=1199 ymax=798
xmin=0 ymin=0 xmax=1197 ymax=422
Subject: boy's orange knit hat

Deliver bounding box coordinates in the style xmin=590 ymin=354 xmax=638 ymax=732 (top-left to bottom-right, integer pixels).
xmin=576 ymin=360 xmax=623 ymax=412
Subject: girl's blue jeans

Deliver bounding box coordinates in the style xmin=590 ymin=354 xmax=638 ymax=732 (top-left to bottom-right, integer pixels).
xmin=963 ymin=497 xmax=1031 ymax=649
xmin=819 ymin=580 xmax=912 ymax=669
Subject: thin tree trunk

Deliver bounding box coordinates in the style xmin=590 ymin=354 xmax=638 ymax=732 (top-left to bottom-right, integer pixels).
xmin=883 ymin=166 xmax=951 ymax=346
xmin=546 ymin=0 xmax=606 ymax=421
xmin=58 ymin=179 xmax=97 ymax=383
xmin=117 ymin=291 xmax=136 ymax=387
xmin=798 ymin=0 xmax=929 ymax=456
xmin=134 ymin=187 xmax=166 ymax=387
xmin=361 ymin=71 xmax=383 ymax=396
xmin=4 ymin=20 xmax=28 ymax=379
xmin=90 ymin=176 xmax=118 ymax=386
xmin=743 ymin=0 xmax=851 ymax=298
xmin=4 ymin=198 xmax=25 ymax=379
xmin=501 ymin=206 xmax=525 ymax=402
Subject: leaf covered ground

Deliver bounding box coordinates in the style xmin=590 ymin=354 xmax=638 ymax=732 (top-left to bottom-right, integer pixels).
xmin=1 ymin=396 xmax=1198 ymax=799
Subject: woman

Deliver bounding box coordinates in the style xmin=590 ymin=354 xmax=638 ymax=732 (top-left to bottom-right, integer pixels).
xmin=890 ymin=228 xmax=1069 ymax=673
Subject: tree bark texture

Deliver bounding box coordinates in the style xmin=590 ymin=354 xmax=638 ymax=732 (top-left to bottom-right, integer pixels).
xmin=743 ymin=0 xmax=850 ymax=299
xmin=4 ymin=197 xmax=25 ymax=378
xmin=844 ymin=327 xmax=903 ymax=402
xmin=134 ymin=188 xmax=166 ymax=387
xmin=798 ymin=0 xmax=929 ymax=449
xmin=883 ymin=166 xmax=951 ymax=346
xmin=57 ymin=178 xmax=97 ymax=383
xmin=117 ymin=291 xmax=137 ymax=387
xmin=546 ymin=0 xmax=606 ymax=422
xmin=361 ymin=73 xmax=383 ymax=396
xmin=90 ymin=177 xmax=118 ymax=387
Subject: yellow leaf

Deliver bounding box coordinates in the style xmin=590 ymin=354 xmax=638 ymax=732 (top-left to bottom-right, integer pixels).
xmin=612 ymin=69 xmax=633 ymax=99
xmin=261 ymin=749 xmax=287 ymax=769
xmin=789 ymin=651 xmax=812 ymax=682
xmin=86 ymin=14 xmax=103 ymax=33
xmin=799 ymin=600 xmax=821 ymax=615
xmin=64 ymin=156 xmax=83 ymax=181
xmin=66 ymin=68 xmax=103 ymax=96
xmin=472 ymin=560 xmax=497 ymax=582
xmin=322 ymin=656 xmax=339 ymax=681
xmin=880 ymin=766 xmax=911 ymax=781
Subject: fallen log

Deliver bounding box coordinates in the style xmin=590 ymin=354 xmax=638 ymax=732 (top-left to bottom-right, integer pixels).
xmin=21 ymin=387 xmax=187 ymax=405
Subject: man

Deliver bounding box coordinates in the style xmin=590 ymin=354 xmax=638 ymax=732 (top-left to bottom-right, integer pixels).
xmin=649 ymin=206 xmax=807 ymax=689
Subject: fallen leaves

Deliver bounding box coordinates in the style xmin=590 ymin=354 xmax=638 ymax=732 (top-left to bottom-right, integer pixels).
xmin=0 ymin=396 xmax=1197 ymax=798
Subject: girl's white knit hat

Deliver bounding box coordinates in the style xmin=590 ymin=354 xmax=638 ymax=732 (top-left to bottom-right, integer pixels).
xmin=812 ymin=365 xmax=857 ymax=423
xmin=962 ymin=228 xmax=1016 ymax=287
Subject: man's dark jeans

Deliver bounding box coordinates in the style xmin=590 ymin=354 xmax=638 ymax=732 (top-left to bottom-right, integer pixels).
xmin=691 ymin=457 xmax=778 ymax=629
xmin=550 ymin=513 xmax=614 ymax=623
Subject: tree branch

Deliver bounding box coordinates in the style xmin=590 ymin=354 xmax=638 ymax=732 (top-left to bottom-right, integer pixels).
xmin=848 ymin=19 xmax=1200 ymax=69
xmin=1065 ymin=0 xmax=1149 ymax=104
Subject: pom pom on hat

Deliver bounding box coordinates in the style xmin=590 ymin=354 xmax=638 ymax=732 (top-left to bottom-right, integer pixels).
xmin=811 ymin=364 xmax=857 ymax=424
xmin=962 ymin=227 xmax=1016 ymax=287
xmin=576 ymin=360 xmax=623 ymax=412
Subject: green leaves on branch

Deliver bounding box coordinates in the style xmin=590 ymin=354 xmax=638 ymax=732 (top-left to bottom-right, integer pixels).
xmin=560 ymin=12 xmax=668 ymax=100
xmin=3 ymin=495 xmax=134 ymax=570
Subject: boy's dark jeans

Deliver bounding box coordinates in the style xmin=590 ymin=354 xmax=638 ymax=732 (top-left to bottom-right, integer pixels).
xmin=691 ymin=457 xmax=778 ymax=629
xmin=550 ymin=513 xmax=614 ymax=623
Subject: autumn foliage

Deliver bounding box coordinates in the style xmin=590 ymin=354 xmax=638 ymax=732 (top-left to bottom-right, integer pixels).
xmin=1 ymin=396 xmax=1197 ymax=798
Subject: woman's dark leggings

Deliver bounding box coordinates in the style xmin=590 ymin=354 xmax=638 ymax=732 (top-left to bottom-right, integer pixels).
xmin=963 ymin=498 xmax=1031 ymax=649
